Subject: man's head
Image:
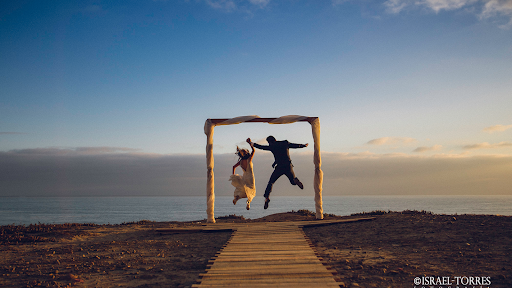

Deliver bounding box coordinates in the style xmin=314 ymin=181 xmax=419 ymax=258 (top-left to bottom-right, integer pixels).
xmin=266 ymin=136 xmax=276 ymax=144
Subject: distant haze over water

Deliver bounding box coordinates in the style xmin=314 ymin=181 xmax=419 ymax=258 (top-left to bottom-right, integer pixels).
xmin=1 ymin=196 xmax=511 ymax=226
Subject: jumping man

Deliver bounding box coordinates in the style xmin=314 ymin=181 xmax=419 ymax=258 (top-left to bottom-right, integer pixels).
xmin=247 ymin=136 xmax=308 ymax=209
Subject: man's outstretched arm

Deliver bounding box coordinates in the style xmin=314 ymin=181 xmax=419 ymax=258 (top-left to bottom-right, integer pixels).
xmin=288 ymin=143 xmax=308 ymax=149
xmin=251 ymin=141 xmax=271 ymax=151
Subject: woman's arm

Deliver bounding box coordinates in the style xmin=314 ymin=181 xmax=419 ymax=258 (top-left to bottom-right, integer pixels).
xmin=233 ymin=161 xmax=240 ymax=174
xmin=247 ymin=138 xmax=255 ymax=161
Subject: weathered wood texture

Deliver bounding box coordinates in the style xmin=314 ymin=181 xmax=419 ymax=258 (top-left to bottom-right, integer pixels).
xmin=192 ymin=219 xmax=373 ymax=288
xmin=208 ymin=117 xmax=318 ymax=124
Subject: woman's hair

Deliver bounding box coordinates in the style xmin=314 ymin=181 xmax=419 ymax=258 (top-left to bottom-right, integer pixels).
xmin=236 ymin=146 xmax=250 ymax=160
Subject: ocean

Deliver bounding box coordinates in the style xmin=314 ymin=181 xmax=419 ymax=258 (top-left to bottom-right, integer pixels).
xmin=0 ymin=195 xmax=511 ymax=226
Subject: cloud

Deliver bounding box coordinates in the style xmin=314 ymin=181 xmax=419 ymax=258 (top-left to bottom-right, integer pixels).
xmin=205 ymin=0 xmax=237 ymax=12
xmin=483 ymin=124 xmax=512 ymax=133
xmin=332 ymin=0 xmax=351 ymax=6
xmin=384 ymin=0 xmax=411 ymax=13
xmin=80 ymin=4 xmax=107 ymax=15
xmin=0 ymin=148 xmax=209 ymax=197
xmin=74 ymin=147 xmax=142 ymax=154
xmin=8 ymin=147 xmax=142 ymax=156
xmin=481 ymin=0 xmax=512 ymax=28
xmin=385 ymin=0 xmax=477 ymax=13
xmin=463 ymin=141 xmax=512 ymax=150
xmin=384 ymin=0 xmax=512 ymax=28
xmin=366 ymin=137 xmax=417 ymax=145
xmin=248 ymin=0 xmax=270 ymax=8
xmin=413 ymin=145 xmax=443 ymax=153
xmin=320 ymin=151 xmax=512 ymax=195
xmin=424 ymin=0 xmax=476 ymax=12
xmin=204 ymin=0 xmax=270 ymax=12
xmin=2 ymin=147 xmax=512 ymax=197
xmin=198 ymin=0 xmax=511 ymax=27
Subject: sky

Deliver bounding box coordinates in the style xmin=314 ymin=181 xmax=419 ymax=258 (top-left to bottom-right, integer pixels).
xmin=1 ymin=0 xmax=512 ymax=197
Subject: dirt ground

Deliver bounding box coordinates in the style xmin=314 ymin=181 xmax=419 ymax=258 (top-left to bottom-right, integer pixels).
xmin=304 ymin=211 xmax=512 ymax=288
xmin=1 ymin=210 xmax=511 ymax=288
xmin=0 ymin=221 xmax=231 ymax=288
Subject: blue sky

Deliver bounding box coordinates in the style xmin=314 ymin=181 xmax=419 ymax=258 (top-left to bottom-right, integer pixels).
xmin=1 ymin=0 xmax=512 ymax=197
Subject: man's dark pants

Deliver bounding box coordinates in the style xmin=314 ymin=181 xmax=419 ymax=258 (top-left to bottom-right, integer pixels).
xmin=263 ymin=164 xmax=297 ymax=199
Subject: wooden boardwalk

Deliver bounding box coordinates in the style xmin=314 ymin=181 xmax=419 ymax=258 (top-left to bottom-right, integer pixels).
xmin=191 ymin=218 xmax=374 ymax=288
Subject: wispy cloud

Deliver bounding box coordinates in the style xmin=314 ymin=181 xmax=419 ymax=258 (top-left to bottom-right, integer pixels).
xmin=199 ymin=0 xmax=512 ymax=27
xmin=413 ymin=145 xmax=443 ymax=153
xmin=248 ymin=0 xmax=271 ymax=8
xmin=366 ymin=137 xmax=417 ymax=145
xmin=8 ymin=147 xmax=142 ymax=156
xmin=74 ymin=147 xmax=142 ymax=154
xmin=384 ymin=0 xmax=512 ymax=28
xmin=463 ymin=141 xmax=512 ymax=150
xmin=205 ymin=0 xmax=237 ymax=12
xmin=332 ymin=0 xmax=351 ymax=6
xmin=385 ymin=0 xmax=477 ymax=13
xmin=384 ymin=0 xmax=409 ymax=13
xmin=204 ymin=0 xmax=270 ymax=12
xmin=425 ymin=0 xmax=476 ymax=13
xmin=481 ymin=0 xmax=512 ymax=28
xmin=483 ymin=124 xmax=512 ymax=133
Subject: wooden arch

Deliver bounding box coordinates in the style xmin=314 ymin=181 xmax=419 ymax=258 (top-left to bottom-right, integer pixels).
xmin=204 ymin=115 xmax=323 ymax=223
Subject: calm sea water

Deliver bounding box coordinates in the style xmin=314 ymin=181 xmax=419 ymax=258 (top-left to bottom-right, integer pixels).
xmin=0 ymin=196 xmax=511 ymax=226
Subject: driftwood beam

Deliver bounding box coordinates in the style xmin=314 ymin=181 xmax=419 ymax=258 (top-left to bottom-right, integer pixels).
xmin=208 ymin=117 xmax=318 ymax=124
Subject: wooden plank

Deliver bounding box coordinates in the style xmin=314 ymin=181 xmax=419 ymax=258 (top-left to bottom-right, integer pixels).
xmin=211 ymin=258 xmax=320 ymax=262
xmin=218 ymin=250 xmax=313 ymax=254
xmin=222 ymin=243 xmax=309 ymax=247
xmin=215 ymin=248 xmax=313 ymax=253
xmin=214 ymin=255 xmax=316 ymax=259
xmin=196 ymin=278 xmax=339 ymax=284
xmin=195 ymin=283 xmax=339 ymax=287
xmin=194 ymin=284 xmax=339 ymax=287
xmin=200 ymin=272 xmax=335 ymax=279
xmin=193 ymin=284 xmax=340 ymax=288
xmin=214 ymin=252 xmax=316 ymax=255
xmin=193 ymin=280 xmax=340 ymax=287
xmin=217 ymin=246 xmax=314 ymax=251
xmin=203 ymin=266 xmax=330 ymax=274
xmin=207 ymin=260 xmax=325 ymax=268
xmin=221 ymin=245 xmax=311 ymax=249
xmin=224 ymin=240 xmax=310 ymax=244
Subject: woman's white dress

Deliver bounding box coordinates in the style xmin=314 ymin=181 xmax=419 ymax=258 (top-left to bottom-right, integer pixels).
xmin=229 ymin=161 xmax=256 ymax=205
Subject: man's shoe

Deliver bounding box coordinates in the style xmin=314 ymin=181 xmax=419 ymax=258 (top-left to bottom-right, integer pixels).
xmin=294 ymin=178 xmax=304 ymax=189
xmin=264 ymin=198 xmax=270 ymax=209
